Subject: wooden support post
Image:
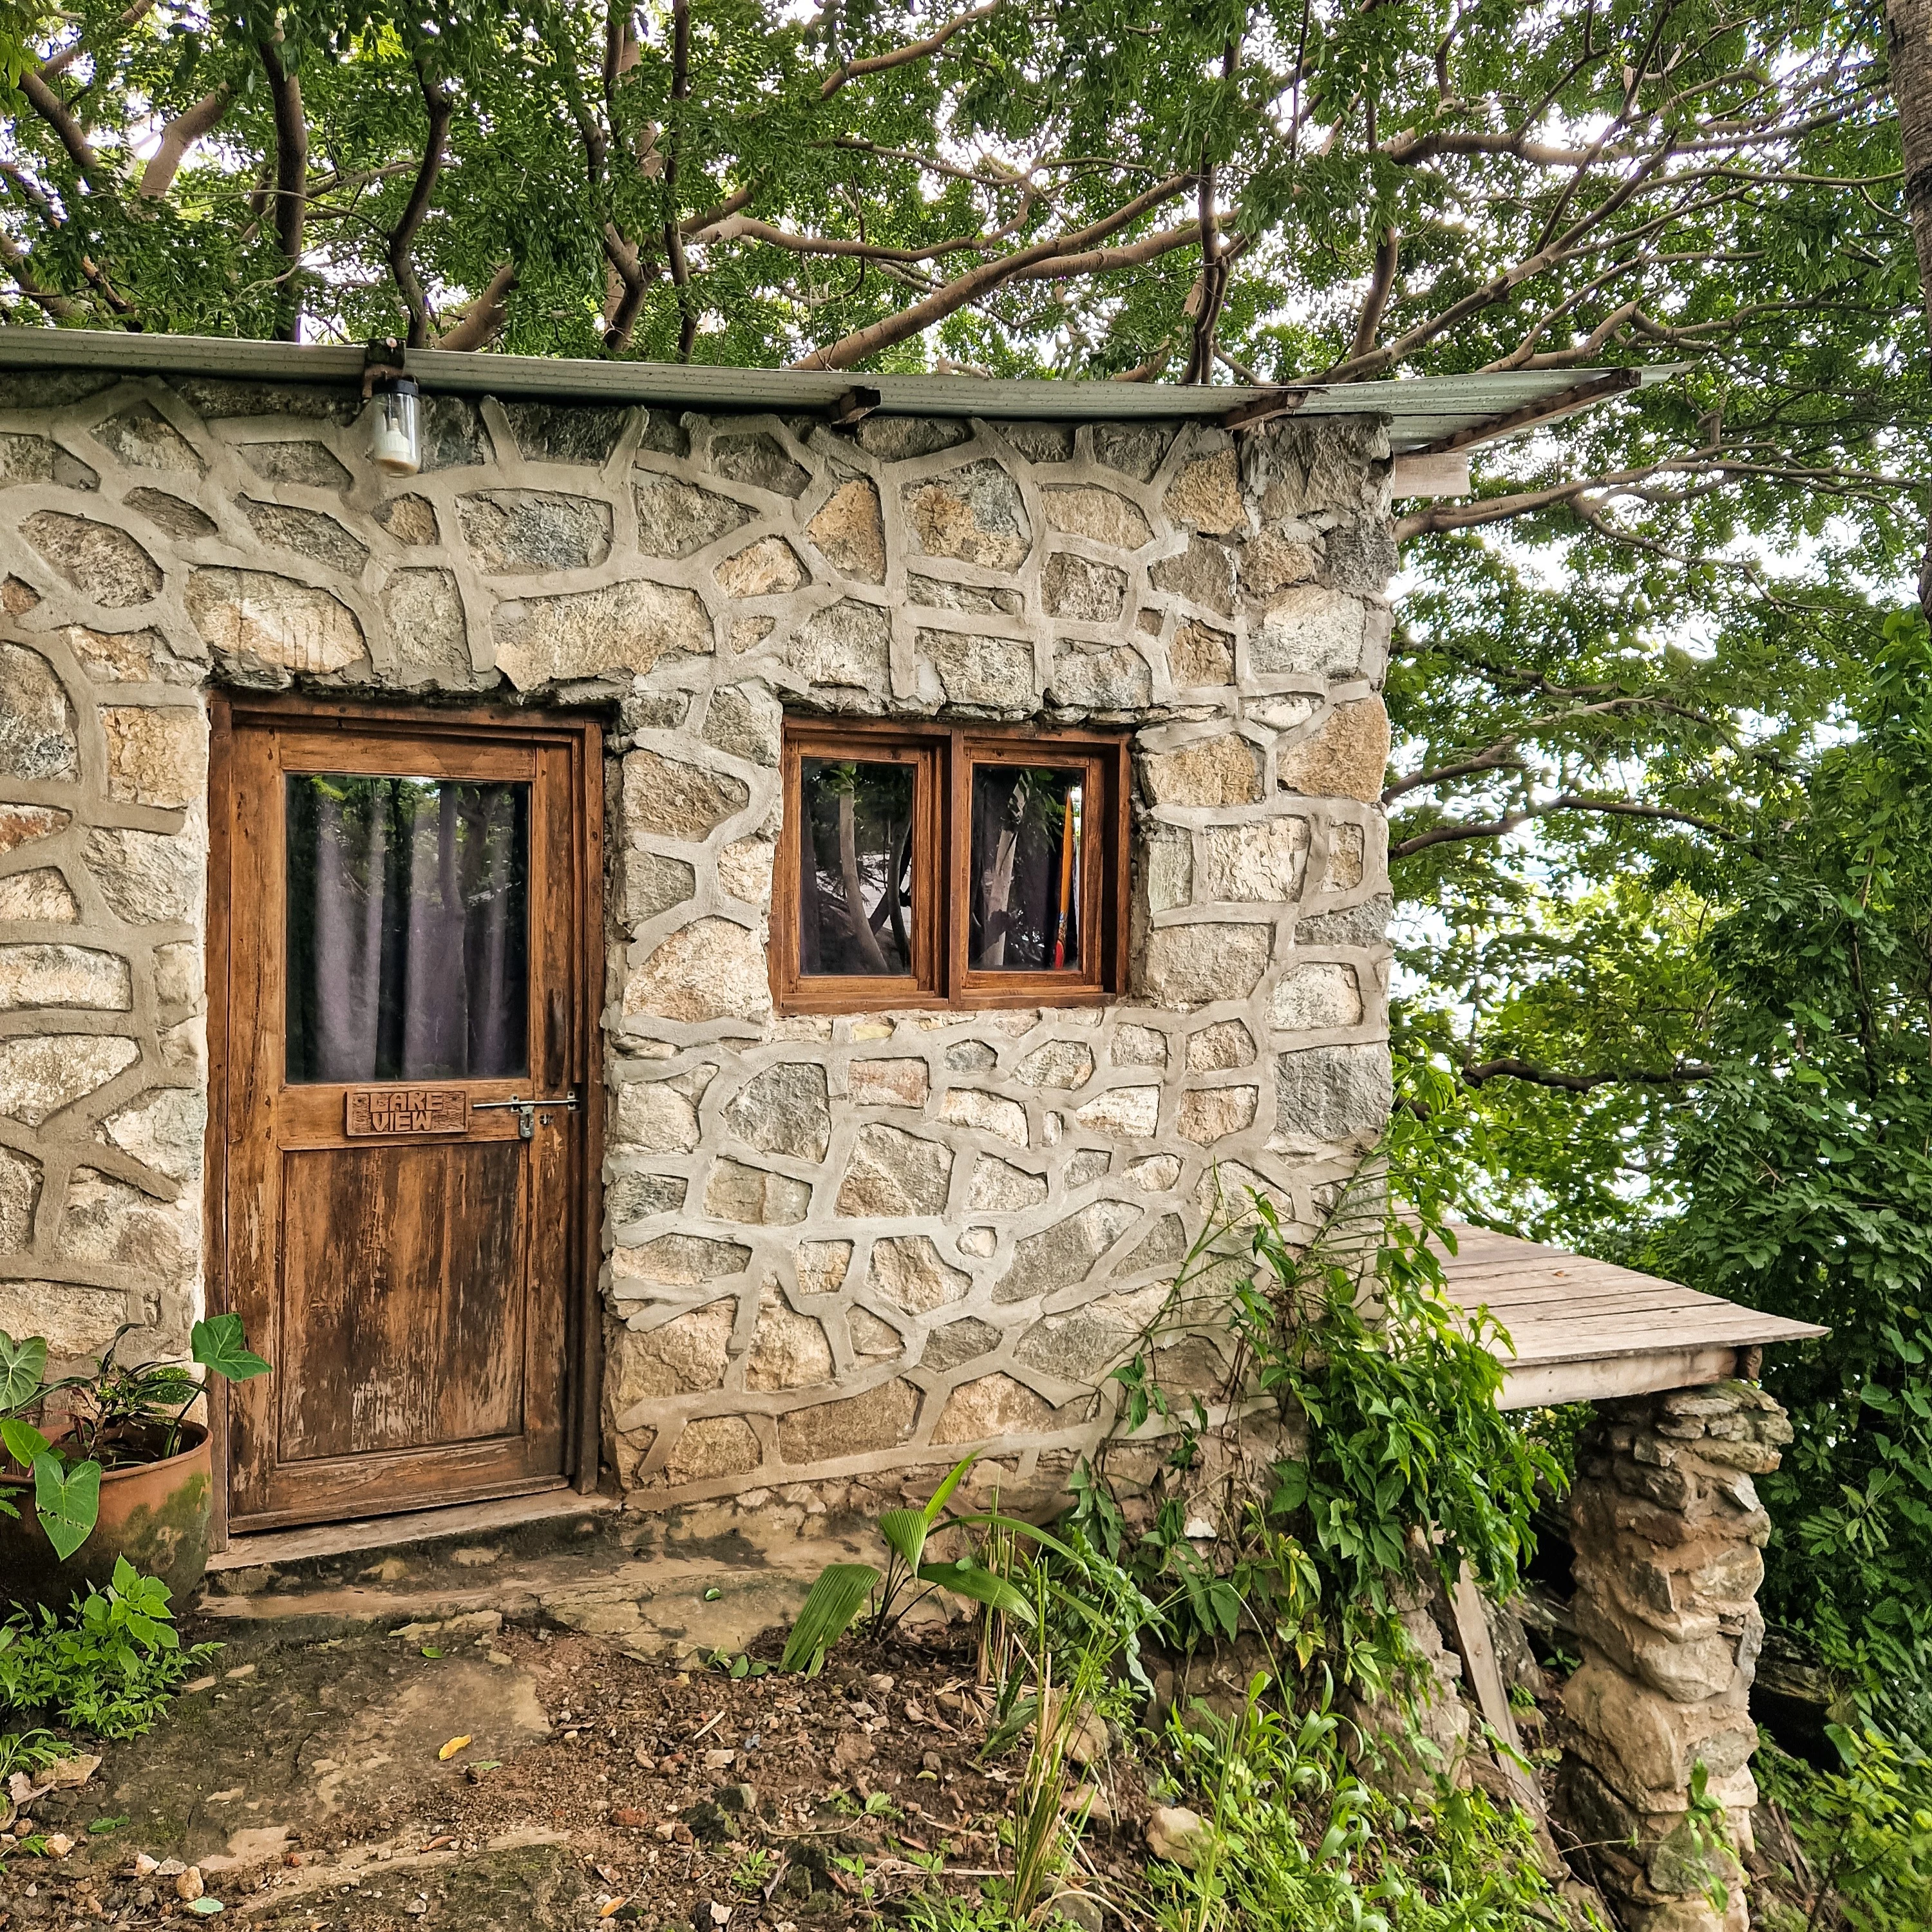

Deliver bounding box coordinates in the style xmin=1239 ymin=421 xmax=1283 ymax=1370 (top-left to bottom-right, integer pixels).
xmin=1446 ymin=1561 xmax=1544 ymax=1819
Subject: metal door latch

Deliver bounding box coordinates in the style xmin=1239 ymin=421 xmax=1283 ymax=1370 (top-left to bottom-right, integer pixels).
xmin=473 ymin=1088 xmax=580 ymax=1139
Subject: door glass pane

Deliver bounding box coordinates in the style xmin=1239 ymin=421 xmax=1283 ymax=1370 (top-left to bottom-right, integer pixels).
xmin=798 ymin=758 xmax=916 ymax=976
xmin=285 ymin=774 xmax=529 ymax=1083
xmin=971 ymin=765 xmax=1083 ymax=972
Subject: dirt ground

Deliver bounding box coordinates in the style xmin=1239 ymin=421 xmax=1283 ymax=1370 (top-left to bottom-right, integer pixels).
xmin=0 ymin=1610 xmax=1150 ymax=1932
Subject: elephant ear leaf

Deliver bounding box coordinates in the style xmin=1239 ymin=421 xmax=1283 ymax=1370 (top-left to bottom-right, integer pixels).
xmin=33 ymin=1452 xmax=100 ymax=1560
xmin=2 ymin=1416 xmax=50 ymax=1470
xmin=0 ymin=1331 xmax=47 ymax=1411
xmin=191 ymin=1315 xmax=270 ymax=1383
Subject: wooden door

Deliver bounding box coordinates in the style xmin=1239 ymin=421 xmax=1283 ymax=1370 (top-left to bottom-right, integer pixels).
xmin=213 ymin=705 xmax=598 ymax=1533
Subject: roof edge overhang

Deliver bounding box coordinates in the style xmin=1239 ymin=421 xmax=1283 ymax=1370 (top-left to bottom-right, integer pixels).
xmin=0 ymin=328 xmax=1685 ymax=457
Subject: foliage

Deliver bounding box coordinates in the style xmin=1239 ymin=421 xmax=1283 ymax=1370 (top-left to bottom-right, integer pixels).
xmin=1142 ymin=1672 xmax=1577 ymax=1932
xmin=1756 ymin=1728 xmax=1932 ymax=1932
xmin=0 ymin=1557 xmax=220 ymax=1739
xmin=1102 ymin=1173 xmax=1558 ymax=1683
xmin=0 ymin=1316 xmax=270 ymax=1562
xmin=780 ymin=1452 xmax=1044 ymax=1674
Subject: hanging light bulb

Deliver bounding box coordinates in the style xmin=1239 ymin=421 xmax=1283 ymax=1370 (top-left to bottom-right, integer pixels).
xmin=368 ymin=374 xmax=421 ymax=477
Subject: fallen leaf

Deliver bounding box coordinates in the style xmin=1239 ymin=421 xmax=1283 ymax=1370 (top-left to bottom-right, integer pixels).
xmin=89 ymin=1815 xmax=128 ymax=1835
xmin=187 ymin=1900 xmax=226 ymax=1917
xmin=702 ymin=1587 xmax=723 ymax=1602
xmin=420 ymin=1835 xmax=455 ymax=1852
xmin=438 ymin=1736 xmax=472 ymax=1761
xmin=600 ymin=1898 xmax=630 ymax=1918
xmin=420 ymin=1646 xmax=444 ymax=1659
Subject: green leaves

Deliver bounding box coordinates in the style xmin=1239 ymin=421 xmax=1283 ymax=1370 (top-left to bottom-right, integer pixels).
xmin=0 ymin=1332 xmax=46 ymax=1413
xmin=191 ymin=1316 xmax=270 ymax=1384
xmin=780 ymin=1563 xmax=880 ymax=1676
xmin=30 ymin=1454 xmax=100 ymax=1561
xmin=1 ymin=1416 xmax=48 ymax=1471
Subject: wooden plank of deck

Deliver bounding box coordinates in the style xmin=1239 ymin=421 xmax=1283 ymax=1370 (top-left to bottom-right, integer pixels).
xmin=1426 ymin=1222 xmax=1827 ymax=1408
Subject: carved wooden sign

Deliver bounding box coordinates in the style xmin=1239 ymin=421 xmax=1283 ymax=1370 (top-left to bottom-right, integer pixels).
xmin=345 ymin=1087 xmax=469 ymax=1137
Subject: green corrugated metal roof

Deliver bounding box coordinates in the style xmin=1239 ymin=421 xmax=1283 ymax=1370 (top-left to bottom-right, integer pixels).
xmin=0 ymin=329 xmax=1681 ymax=453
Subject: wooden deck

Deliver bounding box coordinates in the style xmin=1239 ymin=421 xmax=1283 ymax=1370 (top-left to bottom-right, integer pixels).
xmin=1432 ymin=1222 xmax=1828 ymax=1408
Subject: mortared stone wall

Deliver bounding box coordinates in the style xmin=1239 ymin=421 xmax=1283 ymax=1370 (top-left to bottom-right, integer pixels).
xmin=0 ymin=370 xmax=1394 ymax=1515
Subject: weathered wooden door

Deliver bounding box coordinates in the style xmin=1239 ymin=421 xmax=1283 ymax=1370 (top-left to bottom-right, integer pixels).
xmin=214 ymin=705 xmax=598 ymax=1533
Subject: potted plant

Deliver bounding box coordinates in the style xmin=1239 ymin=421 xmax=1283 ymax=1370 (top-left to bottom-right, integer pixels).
xmin=0 ymin=1316 xmax=269 ymax=1608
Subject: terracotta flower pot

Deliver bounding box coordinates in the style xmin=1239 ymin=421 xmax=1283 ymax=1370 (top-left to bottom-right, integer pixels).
xmin=0 ymin=1425 xmax=213 ymax=1613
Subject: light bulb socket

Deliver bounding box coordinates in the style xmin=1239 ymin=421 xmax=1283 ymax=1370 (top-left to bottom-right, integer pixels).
xmin=367 ymin=373 xmax=421 ymax=477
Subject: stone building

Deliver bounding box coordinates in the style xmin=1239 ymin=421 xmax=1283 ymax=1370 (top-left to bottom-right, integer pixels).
xmin=0 ymin=333 xmax=1642 ymax=1538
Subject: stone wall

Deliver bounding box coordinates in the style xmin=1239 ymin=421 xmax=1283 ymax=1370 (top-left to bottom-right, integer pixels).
xmin=1559 ymin=1383 xmax=1795 ymax=1932
xmin=0 ymin=366 xmax=1394 ymax=1510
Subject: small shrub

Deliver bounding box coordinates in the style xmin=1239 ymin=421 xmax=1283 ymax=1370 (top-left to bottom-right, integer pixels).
xmin=0 ymin=1557 xmax=218 ymax=1739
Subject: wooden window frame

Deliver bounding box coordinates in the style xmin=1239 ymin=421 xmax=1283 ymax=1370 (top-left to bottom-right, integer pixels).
xmin=773 ymin=717 xmax=1129 ymax=1014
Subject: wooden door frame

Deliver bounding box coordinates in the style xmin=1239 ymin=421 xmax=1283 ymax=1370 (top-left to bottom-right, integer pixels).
xmin=204 ymin=692 xmax=606 ymax=1551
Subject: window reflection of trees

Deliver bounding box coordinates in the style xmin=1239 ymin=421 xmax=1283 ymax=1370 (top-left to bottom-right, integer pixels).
xmin=799 ymin=760 xmax=915 ymax=976
xmin=971 ymin=766 xmax=1081 ymax=972
xmin=285 ymin=775 xmax=529 ymax=1083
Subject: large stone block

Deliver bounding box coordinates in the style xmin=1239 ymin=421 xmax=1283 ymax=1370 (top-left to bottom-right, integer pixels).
xmin=240 ymin=439 xmax=352 ymax=489
xmin=996 ymin=1199 xmax=1138 ymax=1303
xmin=723 ymin=1062 xmax=831 ymax=1160
xmin=383 ymin=569 xmax=470 ymax=676
xmin=185 ymin=568 xmax=365 ymax=672
xmin=1273 ymin=962 xmax=1365 ymax=1031
xmin=1072 ymin=1086 xmax=1160 ymax=1141
xmin=870 ymin=1234 xmax=971 ymax=1314
xmin=661 ymin=1415 xmax=764 ymax=1484
xmin=0 ymin=1145 xmax=41 ymax=1248
xmin=0 ymin=943 xmax=131 ymax=1012
xmin=712 ymin=431 xmax=811 ymax=498
xmin=716 ymin=536 xmax=808 ymax=599
xmin=53 ymin=1168 xmax=194 ymax=1279
xmin=1273 ymin=1043 xmax=1392 ymax=1144
xmin=608 ymin=1302 xmax=737 ymax=1406
xmin=624 ymin=850 xmax=697 ymax=927
xmin=1141 ymin=735 xmax=1262 ymax=808
xmin=1149 ymin=537 xmax=1236 ymax=616
xmin=623 ymin=918 xmax=770 ymax=1024
xmin=0 ymin=866 xmax=74 ymax=926
xmin=920 ymin=627 xmax=1036 ymax=708
xmin=848 ymin=1058 xmax=931 ymax=1108
xmin=1139 ymin=923 xmax=1273 ymax=1006
xmin=966 ymin=1155 xmax=1049 ymax=1211
xmin=777 ymin=1377 xmax=920 ymax=1463
xmin=792 ymin=598 xmax=891 ymax=692
xmin=0 ymin=642 xmax=79 ymax=782
xmin=23 ymin=512 xmax=162 ymax=607
xmin=611 ymin=1234 xmax=752 ymax=1289
xmin=835 ymin=1124 xmax=954 ymax=1216
xmin=1046 ymin=643 xmax=1151 ymax=710
xmin=1014 ymin=1041 xmax=1095 ymax=1090
xmin=939 ymin=1088 xmax=1029 ymax=1146
xmin=1162 ymin=451 xmax=1245 ymax=535
xmin=903 ymin=462 xmax=1030 ymax=569
xmin=623 ymin=748 xmax=750 ymax=842
xmin=0 ymin=1278 xmax=131 ymax=1358
xmin=1202 ymin=817 xmax=1310 ymax=902
xmin=1169 ymin=620 xmax=1233 ymax=687
xmin=1250 ymin=587 xmax=1369 ymax=679
xmin=1043 ymin=486 xmax=1151 ymax=549
xmin=496 ymin=577 xmax=712 ymax=687
xmin=933 ymin=1372 xmax=1077 ymax=1444
xmin=745 ymin=1285 xmax=833 ymax=1390
xmin=101 ymin=704 xmax=206 ymax=808
xmin=702 ymin=681 xmax=784 ymax=766
xmin=1043 ymin=553 xmax=1128 ymax=623
xmin=806 ymin=480 xmax=887 ymax=582
xmin=0 ymin=1035 xmax=138 ymax=1128
xmin=922 ymin=1316 xmax=1003 ymax=1372
xmin=1016 ymin=1283 xmax=1168 ymax=1381
xmin=82 ymin=826 xmax=201 ymax=925
xmin=703 ymin=1158 xmax=810 ymax=1226
xmin=1177 ymin=1086 xmax=1259 ymax=1144
xmin=612 ymin=1075 xmax=703 ymax=1153
xmin=1563 ymin=1654 xmax=1757 ymax=1803
xmin=243 ymin=501 xmax=370 ymax=576
xmin=458 ymin=490 xmax=612 ymax=573
xmin=97 ymin=1086 xmax=204 ymax=1182
xmin=633 ymin=475 xmax=754 ymax=557
xmin=1276 ymin=699 xmax=1390 ymax=805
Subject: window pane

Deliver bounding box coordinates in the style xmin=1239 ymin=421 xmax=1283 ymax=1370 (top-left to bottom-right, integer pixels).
xmin=970 ymin=765 xmax=1083 ymax=972
xmin=799 ymin=758 xmax=917 ymax=976
xmin=285 ymin=774 xmax=529 ymax=1083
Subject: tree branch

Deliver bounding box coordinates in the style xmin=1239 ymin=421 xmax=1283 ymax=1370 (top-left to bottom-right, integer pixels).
xmin=138 ymin=86 xmax=232 ymax=200
xmin=1459 ymin=1056 xmax=1715 ymax=1092
xmin=387 ymin=65 xmax=453 ymax=348
xmin=794 ymin=173 xmax=1191 ymax=370
xmin=257 ymin=38 xmax=308 ymax=341
xmin=1381 ymin=744 xmax=1524 ymax=803
xmin=820 ymin=1 xmax=1002 ymax=100
xmin=20 ymin=71 xmax=106 ymax=184
xmin=437 ymin=261 xmax=516 ymax=351
xmin=1350 ymin=225 xmax=1400 ymax=360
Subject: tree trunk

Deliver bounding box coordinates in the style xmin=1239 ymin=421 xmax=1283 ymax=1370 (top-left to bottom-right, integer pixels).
xmin=1888 ymin=0 xmax=1932 ymax=614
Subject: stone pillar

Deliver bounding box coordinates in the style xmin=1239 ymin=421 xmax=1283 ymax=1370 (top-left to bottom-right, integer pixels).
xmin=1557 ymin=1382 xmax=1794 ymax=1932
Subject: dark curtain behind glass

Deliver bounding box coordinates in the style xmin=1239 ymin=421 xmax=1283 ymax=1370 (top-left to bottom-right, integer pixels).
xmin=285 ymin=775 xmax=529 ymax=1083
